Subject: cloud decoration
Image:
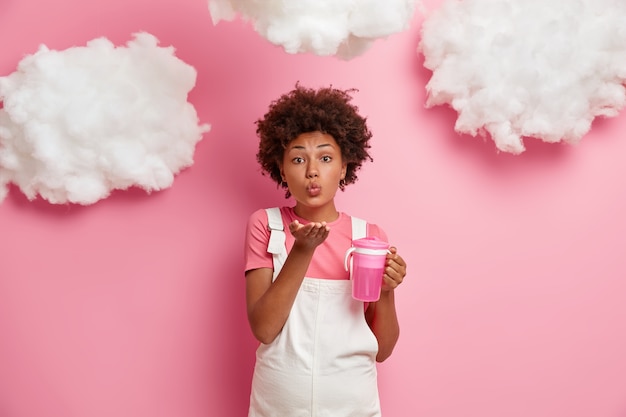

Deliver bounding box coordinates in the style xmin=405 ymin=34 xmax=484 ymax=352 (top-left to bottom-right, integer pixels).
xmin=0 ymin=32 xmax=210 ymax=205
xmin=419 ymin=0 xmax=626 ymax=154
xmin=208 ymin=0 xmax=421 ymax=59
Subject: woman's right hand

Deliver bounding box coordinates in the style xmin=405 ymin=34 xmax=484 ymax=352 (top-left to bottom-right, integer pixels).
xmin=289 ymin=220 xmax=330 ymax=250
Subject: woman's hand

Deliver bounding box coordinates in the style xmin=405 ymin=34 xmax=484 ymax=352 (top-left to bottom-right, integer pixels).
xmin=288 ymin=220 xmax=330 ymax=250
xmin=381 ymin=246 xmax=406 ymax=291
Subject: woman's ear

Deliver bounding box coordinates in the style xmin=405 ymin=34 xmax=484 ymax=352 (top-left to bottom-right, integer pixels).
xmin=341 ymin=162 xmax=347 ymax=180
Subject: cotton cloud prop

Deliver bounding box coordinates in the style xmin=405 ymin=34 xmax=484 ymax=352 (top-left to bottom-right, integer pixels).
xmin=419 ymin=0 xmax=626 ymax=154
xmin=208 ymin=0 xmax=420 ymax=59
xmin=0 ymin=32 xmax=209 ymax=205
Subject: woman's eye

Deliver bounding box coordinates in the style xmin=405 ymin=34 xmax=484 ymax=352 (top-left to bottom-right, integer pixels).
xmin=292 ymin=157 xmax=304 ymax=164
xmin=321 ymin=155 xmax=332 ymax=162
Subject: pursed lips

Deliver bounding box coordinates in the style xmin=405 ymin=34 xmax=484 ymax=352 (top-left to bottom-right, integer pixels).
xmin=306 ymin=183 xmax=321 ymax=196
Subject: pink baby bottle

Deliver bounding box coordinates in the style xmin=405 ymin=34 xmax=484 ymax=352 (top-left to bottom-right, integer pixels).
xmin=344 ymin=237 xmax=390 ymax=302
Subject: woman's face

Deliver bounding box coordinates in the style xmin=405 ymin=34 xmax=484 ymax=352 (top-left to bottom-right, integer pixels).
xmin=280 ymin=131 xmax=347 ymax=219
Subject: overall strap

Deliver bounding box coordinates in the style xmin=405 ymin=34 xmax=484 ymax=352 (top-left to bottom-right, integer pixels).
xmin=351 ymin=215 xmax=367 ymax=239
xmin=265 ymin=207 xmax=287 ymax=281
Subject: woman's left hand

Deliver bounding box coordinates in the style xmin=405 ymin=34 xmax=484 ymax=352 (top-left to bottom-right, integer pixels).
xmin=381 ymin=246 xmax=406 ymax=291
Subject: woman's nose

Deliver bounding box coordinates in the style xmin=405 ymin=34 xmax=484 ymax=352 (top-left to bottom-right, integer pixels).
xmin=306 ymin=162 xmax=318 ymax=178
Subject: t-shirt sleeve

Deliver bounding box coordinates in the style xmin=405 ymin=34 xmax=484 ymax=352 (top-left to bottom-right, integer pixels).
xmin=367 ymin=222 xmax=389 ymax=243
xmin=244 ymin=208 xmax=274 ymax=273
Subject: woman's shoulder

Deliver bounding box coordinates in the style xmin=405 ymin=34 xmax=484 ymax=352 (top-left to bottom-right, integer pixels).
xmin=367 ymin=222 xmax=388 ymax=241
xmin=247 ymin=208 xmax=267 ymax=223
xmin=247 ymin=206 xmax=291 ymax=228
xmin=345 ymin=212 xmax=389 ymax=241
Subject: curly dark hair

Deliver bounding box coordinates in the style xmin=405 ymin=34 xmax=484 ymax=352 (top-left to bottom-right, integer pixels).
xmin=256 ymin=83 xmax=373 ymax=198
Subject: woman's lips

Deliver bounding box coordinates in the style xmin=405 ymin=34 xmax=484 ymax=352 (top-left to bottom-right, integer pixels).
xmin=307 ymin=184 xmax=321 ymax=196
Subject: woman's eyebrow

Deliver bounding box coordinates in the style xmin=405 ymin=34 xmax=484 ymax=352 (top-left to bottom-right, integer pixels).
xmin=287 ymin=143 xmax=334 ymax=150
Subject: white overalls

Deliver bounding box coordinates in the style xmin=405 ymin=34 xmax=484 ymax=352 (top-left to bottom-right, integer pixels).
xmin=248 ymin=208 xmax=381 ymax=417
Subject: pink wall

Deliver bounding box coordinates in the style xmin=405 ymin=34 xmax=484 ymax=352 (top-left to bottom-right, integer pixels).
xmin=1 ymin=0 xmax=625 ymax=416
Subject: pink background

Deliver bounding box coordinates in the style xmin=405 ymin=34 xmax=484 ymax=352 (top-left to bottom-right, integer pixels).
xmin=1 ymin=0 xmax=625 ymax=416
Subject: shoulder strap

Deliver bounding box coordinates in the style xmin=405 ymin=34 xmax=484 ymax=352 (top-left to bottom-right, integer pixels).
xmin=351 ymin=215 xmax=367 ymax=239
xmin=266 ymin=207 xmax=285 ymax=255
xmin=265 ymin=207 xmax=287 ymax=281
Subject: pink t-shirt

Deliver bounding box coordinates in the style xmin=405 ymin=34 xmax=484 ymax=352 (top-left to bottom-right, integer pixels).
xmin=244 ymin=206 xmax=388 ymax=280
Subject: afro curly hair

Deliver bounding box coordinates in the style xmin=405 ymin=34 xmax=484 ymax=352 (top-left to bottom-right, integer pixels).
xmin=256 ymin=83 xmax=373 ymax=198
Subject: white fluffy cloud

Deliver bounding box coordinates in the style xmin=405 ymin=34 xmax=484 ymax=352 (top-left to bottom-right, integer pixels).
xmin=208 ymin=0 xmax=420 ymax=59
xmin=419 ymin=0 xmax=626 ymax=154
xmin=0 ymin=32 xmax=209 ymax=205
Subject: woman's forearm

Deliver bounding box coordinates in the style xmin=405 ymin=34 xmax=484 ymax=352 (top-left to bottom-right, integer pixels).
xmin=366 ymin=290 xmax=400 ymax=362
xmin=247 ymin=245 xmax=315 ymax=344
